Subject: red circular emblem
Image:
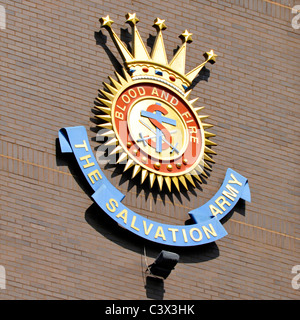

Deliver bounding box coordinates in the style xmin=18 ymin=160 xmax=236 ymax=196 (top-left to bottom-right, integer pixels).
xmin=111 ymin=82 xmax=204 ymax=176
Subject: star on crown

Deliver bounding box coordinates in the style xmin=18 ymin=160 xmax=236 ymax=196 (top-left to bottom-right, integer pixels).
xmin=100 ymin=13 xmax=217 ymax=95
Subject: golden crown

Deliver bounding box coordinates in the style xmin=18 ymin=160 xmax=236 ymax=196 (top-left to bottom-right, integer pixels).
xmin=100 ymin=13 xmax=217 ymax=95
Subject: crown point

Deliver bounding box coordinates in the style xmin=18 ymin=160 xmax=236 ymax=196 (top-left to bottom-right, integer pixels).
xmin=153 ymin=17 xmax=167 ymax=30
xmin=204 ymin=50 xmax=217 ymax=64
xmin=180 ymin=30 xmax=193 ymax=43
xmin=100 ymin=15 xmax=114 ymax=29
xmin=126 ymin=12 xmax=139 ymax=26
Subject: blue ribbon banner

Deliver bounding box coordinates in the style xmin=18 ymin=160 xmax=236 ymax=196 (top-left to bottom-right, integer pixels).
xmin=59 ymin=126 xmax=251 ymax=247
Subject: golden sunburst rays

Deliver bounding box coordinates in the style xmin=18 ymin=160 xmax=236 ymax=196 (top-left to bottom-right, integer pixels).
xmin=95 ymin=69 xmax=216 ymax=192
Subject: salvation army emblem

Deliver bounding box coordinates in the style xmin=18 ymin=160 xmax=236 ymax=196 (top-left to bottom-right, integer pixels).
xmin=58 ymin=13 xmax=250 ymax=247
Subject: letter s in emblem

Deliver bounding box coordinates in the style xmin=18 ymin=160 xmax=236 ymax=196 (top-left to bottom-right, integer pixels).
xmin=140 ymin=103 xmax=177 ymax=153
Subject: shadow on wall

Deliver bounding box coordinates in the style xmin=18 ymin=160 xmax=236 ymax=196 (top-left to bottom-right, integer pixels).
xmin=84 ymin=202 xmax=221 ymax=301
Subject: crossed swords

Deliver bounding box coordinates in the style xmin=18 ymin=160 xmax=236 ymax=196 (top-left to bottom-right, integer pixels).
xmin=137 ymin=119 xmax=179 ymax=154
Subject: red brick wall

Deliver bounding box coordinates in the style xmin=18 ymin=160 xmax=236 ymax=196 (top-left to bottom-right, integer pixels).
xmin=0 ymin=0 xmax=299 ymax=299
